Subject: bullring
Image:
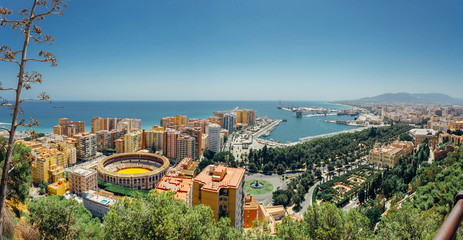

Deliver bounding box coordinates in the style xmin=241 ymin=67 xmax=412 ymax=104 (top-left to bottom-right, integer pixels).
xmin=97 ymin=153 xmax=169 ymax=190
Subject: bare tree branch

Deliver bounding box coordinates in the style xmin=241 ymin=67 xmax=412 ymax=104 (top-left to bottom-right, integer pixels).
xmin=0 ymin=1 xmax=67 ymax=237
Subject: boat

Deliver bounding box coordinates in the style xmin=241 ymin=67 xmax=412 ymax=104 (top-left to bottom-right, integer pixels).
xmin=53 ymin=106 xmax=64 ymax=108
xmin=282 ymin=118 xmax=287 ymax=122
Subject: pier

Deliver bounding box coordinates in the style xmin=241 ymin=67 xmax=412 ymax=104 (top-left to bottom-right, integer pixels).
xmin=293 ymin=113 xmax=338 ymax=118
xmin=253 ymin=119 xmax=282 ymax=138
xmin=296 ymin=127 xmax=370 ymax=143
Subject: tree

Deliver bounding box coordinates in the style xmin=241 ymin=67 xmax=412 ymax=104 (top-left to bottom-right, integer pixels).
xmin=375 ymin=205 xmax=441 ymax=239
xmin=276 ymin=164 xmax=285 ymax=175
xmin=315 ymin=169 xmax=322 ymax=180
xmin=103 ymin=192 xmax=240 ymax=240
xmin=248 ymin=162 xmax=258 ymax=173
xmin=0 ymin=139 xmax=33 ymax=202
xmin=303 ymin=203 xmax=371 ymax=239
xmin=29 ymin=195 xmax=102 ymax=239
xmin=212 ymin=151 xmax=235 ymax=164
xmin=203 ymin=150 xmax=215 ymax=160
xmin=0 ymin=1 xmax=67 ymax=236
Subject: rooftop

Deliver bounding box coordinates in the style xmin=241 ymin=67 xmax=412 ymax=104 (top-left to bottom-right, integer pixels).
xmin=83 ymin=190 xmax=114 ymax=207
xmin=71 ymin=167 xmax=96 ymax=177
xmin=410 ymin=128 xmax=437 ymax=136
xmin=155 ymin=175 xmax=193 ymax=202
xmin=193 ymin=165 xmax=245 ymax=192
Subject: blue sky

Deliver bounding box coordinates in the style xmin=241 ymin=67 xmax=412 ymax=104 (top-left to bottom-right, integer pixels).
xmin=1 ymin=0 xmax=463 ymax=101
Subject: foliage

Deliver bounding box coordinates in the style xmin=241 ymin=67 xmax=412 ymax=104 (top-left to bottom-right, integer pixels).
xmin=300 ymin=202 xmax=371 ymax=239
xmin=103 ymin=192 xmax=242 ymax=240
xmin=212 ymin=151 xmax=236 ymax=167
xmin=272 ymin=189 xmax=293 ymax=208
xmin=248 ymin=123 xmax=412 ymax=172
xmin=399 ymin=132 xmax=413 ymax=141
xmin=203 ymin=150 xmax=215 ymax=160
xmin=412 ymin=148 xmax=463 ymax=217
xmin=38 ymin=180 xmax=48 ymax=195
xmin=375 ymin=205 xmax=441 ymax=240
xmin=0 ymin=139 xmax=33 ymax=202
xmin=28 ymin=195 xmax=102 ymax=240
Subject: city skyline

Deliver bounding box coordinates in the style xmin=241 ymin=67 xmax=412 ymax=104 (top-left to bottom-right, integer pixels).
xmin=1 ymin=0 xmax=463 ymax=101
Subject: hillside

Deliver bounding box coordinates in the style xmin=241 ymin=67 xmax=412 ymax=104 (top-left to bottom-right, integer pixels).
xmin=340 ymin=93 xmax=463 ymax=105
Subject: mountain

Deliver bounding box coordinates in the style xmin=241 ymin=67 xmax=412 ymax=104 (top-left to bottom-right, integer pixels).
xmin=341 ymin=93 xmax=463 ymax=105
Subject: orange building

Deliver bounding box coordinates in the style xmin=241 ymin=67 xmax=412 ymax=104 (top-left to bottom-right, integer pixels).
xmin=236 ymin=109 xmax=256 ymax=125
xmin=56 ymin=118 xmax=85 ymax=137
xmin=166 ymin=157 xmax=199 ymax=178
xmin=155 ymin=175 xmax=193 ymax=205
xmin=115 ymin=137 xmax=124 ymax=153
xmin=449 ymin=121 xmax=463 ymax=131
xmin=48 ymin=178 xmax=69 ymax=196
xmin=48 ymin=164 xmax=65 ymax=183
xmin=163 ymin=129 xmax=180 ymax=160
xmin=243 ymin=195 xmax=258 ymax=228
xmin=193 ymin=165 xmax=245 ymax=229
xmin=161 ymin=115 xmax=187 ymax=129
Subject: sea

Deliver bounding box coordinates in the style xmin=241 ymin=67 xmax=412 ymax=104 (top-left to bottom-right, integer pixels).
xmin=0 ymin=101 xmax=360 ymax=143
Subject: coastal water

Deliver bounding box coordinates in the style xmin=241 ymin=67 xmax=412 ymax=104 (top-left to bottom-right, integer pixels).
xmin=0 ymin=101 xmax=360 ymax=143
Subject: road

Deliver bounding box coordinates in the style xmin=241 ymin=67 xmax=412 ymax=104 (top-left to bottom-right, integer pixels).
xmin=300 ymin=181 xmax=321 ymax=216
xmin=64 ymin=153 xmax=106 ymax=172
xmin=343 ymin=197 xmax=359 ymax=211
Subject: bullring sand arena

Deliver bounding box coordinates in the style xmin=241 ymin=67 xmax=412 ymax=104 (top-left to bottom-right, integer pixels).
xmin=97 ymin=153 xmax=169 ymax=190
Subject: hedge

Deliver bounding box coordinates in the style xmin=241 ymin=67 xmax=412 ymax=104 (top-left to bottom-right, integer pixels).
xmin=312 ymin=185 xmax=319 ymax=204
xmin=98 ymin=181 xmax=150 ymax=197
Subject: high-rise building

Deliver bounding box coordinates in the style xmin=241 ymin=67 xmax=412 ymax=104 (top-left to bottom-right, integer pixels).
xmin=55 ymin=118 xmax=85 ymax=137
xmin=161 ymin=115 xmax=188 ymax=129
xmin=56 ymin=141 xmax=77 ymax=166
xmin=92 ymin=117 xmax=122 ymax=134
xmin=247 ymin=110 xmax=256 ymax=125
xmin=116 ymin=118 xmax=141 ymax=133
xmin=208 ymin=124 xmax=221 ymax=153
xmin=223 ymin=114 xmax=235 ymax=134
xmin=193 ymin=165 xmax=245 ymax=229
xmin=180 ymin=127 xmax=203 ymax=157
xmin=96 ymin=130 xmax=112 ymax=152
xmin=115 ymin=137 xmax=124 ymax=153
xmin=69 ymin=167 xmax=98 ymax=196
xmin=163 ymin=129 xmax=180 ymax=160
xmin=144 ymin=127 xmax=164 ymax=152
xmin=214 ymin=113 xmax=225 ymax=127
xmin=124 ymin=130 xmax=143 ymax=153
xmin=176 ymin=135 xmax=196 ymax=161
xmin=236 ymin=110 xmax=256 ymax=125
xmin=74 ymin=133 xmax=97 ymax=160
xmin=207 ymin=116 xmax=222 ymax=126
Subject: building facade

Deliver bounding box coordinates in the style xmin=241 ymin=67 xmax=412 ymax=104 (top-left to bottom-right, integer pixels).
xmin=163 ymin=129 xmax=180 ymax=160
xmin=75 ymin=133 xmax=97 ymax=160
xmin=176 ymin=135 xmax=196 ymax=161
xmin=368 ymin=141 xmax=414 ymax=168
xmin=69 ymin=168 xmax=98 ymax=196
xmin=83 ymin=190 xmax=115 ymax=218
xmin=193 ymin=165 xmax=245 ymax=229
xmin=208 ymin=124 xmax=221 ymax=153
